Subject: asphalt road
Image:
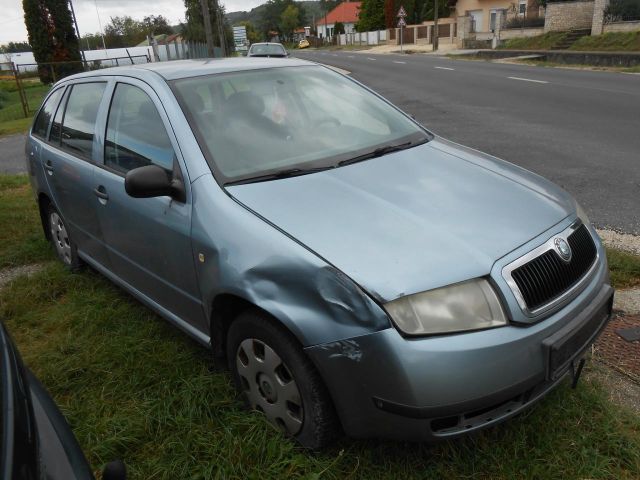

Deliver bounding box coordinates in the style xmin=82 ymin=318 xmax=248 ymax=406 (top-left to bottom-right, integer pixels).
xmin=0 ymin=134 xmax=26 ymax=174
xmin=295 ymin=50 xmax=640 ymax=235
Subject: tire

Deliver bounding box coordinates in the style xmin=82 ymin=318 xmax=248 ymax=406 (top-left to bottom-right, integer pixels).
xmin=46 ymin=205 xmax=82 ymax=271
xmin=226 ymin=310 xmax=341 ymax=449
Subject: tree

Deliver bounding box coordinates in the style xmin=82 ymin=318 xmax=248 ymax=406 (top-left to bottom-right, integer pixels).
xmin=23 ymin=0 xmax=83 ymax=83
xmin=0 ymin=41 xmax=32 ymax=53
xmin=182 ymin=0 xmax=231 ymax=54
xmin=104 ymin=16 xmax=148 ymax=47
xmin=419 ymin=0 xmax=451 ymax=21
xmin=280 ymin=4 xmax=300 ymax=41
xmin=333 ymin=21 xmax=345 ymax=35
xmin=142 ymin=15 xmax=174 ymax=36
xmin=237 ymin=21 xmax=262 ymax=44
xmin=357 ymin=0 xmax=386 ymax=31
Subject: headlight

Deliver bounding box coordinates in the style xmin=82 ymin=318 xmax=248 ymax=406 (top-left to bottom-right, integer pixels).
xmin=575 ymin=201 xmax=591 ymax=226
xmin=384 ymin=279 xmax=507 ymax=336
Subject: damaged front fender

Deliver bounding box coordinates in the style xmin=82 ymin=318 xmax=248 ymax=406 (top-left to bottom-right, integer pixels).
xmin=190 ymin=174 xmax=390 ymax=348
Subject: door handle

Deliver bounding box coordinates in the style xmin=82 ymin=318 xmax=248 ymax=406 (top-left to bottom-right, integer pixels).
xmin=94 ymin=186 xmax=109 ymax=201
xmin=44 ymin=160 xmax=54 ymax=172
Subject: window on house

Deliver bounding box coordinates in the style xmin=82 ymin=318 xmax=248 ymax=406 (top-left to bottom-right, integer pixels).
xmin=519 ymin=1 xmax=527 ymax=15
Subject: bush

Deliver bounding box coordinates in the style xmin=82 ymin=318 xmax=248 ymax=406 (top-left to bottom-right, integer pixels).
xmin=605 ymin=0 xmax=640 ymax=21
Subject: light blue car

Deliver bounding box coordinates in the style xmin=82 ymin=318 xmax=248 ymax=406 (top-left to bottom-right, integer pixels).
xmin=25 ymin=58 xmax=613 ymax=449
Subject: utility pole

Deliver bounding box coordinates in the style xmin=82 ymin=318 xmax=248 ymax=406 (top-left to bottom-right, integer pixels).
xmin=94 ymin=0 xmax=107 ymax=50
xmin=200 ymin=0 xmax=215 ymax=57
xmin=433 ymin=0 xmax=439 ymax=51
xmin=68 ymin=1 xmax=87 ymax=67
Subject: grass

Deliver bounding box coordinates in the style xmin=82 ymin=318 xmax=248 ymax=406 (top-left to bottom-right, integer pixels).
xmin=1 ymin=174 xmax=639 ymax=478
xmin=608 ymin=248 xmax=640 ymax=289
xmin=498 ymin=32 xmax=569 ymax=50
xmin=0 ymin=79 xmax=49 ymax=137
xmin=570 ymin=31 xmax=640 ymax=52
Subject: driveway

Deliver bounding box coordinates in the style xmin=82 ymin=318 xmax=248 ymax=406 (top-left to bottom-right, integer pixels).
xmin=0 ymin=134 xmax=26 ymax=174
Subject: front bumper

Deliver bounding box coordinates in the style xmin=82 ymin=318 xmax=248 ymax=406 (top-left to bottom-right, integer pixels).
xmin=306 ymin=278 xmax=613 ymax=441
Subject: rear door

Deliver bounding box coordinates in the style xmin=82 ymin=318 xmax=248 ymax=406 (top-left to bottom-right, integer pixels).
xmin=41 ymin=80 xmax=111 ymax=267
xmin=93 ymin=79 xmax=205 ymax=332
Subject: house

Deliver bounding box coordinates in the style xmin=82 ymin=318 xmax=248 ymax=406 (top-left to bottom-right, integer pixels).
xmin=316 ymin=1 xmax=361 ymax=39
xmin=454 ymin=0 xmax=543 ymax=34
xmin=293 ymin=27 xmax=310 ymax=41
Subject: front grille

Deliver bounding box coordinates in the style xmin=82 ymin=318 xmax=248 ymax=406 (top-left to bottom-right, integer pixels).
xmin=511 ymin=225 xmax=597 ymax=311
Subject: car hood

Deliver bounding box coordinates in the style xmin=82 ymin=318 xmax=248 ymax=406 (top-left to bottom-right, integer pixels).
xmin=226 ymin=138 xmax=575 ymax=302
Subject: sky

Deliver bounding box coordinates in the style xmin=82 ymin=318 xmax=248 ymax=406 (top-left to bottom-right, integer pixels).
xmin=0 ymin=0 xmax=264 ymax=44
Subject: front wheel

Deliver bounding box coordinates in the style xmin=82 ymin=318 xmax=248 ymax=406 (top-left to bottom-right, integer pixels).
xmin=226 ymin=311 xmax=341 ymax=449
xmin=47 ymin=205 xmax=82 ymax=271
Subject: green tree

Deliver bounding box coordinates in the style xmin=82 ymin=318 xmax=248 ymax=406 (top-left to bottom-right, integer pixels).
xmin=280 ymin=4 xmax=300 ymax=41
xmin=23 ymin=0 xmax=83 ymax=83
xmin=258 ymin=0 xmax=305 ymax=40
xmin=419 ymin=0 xmax=452 ymax=21
xmin=0 ymin=41 xmax=32 ymax=53
xmin=142 ymin=15 xmax=174 ymax=36
xmin=333 ymin=21 xmax=345 ymax=35
xmin=182 ymin=0 xmax=231 ymax=53
xmin=237 ymin=21 xmax=262 ymax=44
xmin=105 ymin=16 xmax=148 ymax=47
xmin=357 ymin=0 xmax=386 ymax=31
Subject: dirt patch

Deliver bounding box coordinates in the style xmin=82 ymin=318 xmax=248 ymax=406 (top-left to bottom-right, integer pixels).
xmin=587 ymin=361 xmax=640 ymax=416
xmin=0 ymin=263 xmax=45 ymax=289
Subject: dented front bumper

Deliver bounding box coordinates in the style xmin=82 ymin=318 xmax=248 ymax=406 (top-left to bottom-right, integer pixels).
xmin=305 ymin=282 xmax=613 ymax=441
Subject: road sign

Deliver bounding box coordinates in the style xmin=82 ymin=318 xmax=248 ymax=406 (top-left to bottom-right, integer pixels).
xmin=397 ymin=17 xmax=407 ymax=28
xmin=397 ymin=6 xmax=407 ymax=18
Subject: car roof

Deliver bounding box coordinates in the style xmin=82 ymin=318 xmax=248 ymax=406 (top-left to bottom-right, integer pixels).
xmin=57 ymin=57 xmax=315 ymax=82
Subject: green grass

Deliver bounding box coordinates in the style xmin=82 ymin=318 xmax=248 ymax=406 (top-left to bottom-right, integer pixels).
xmin=0 ymin=79 xmax=49 ymax=137
xmin=570 ymin=31 xmax=640 ymax=52
xmin=499 ymin=32 xmax=569 ymax=50
xmin=1 ymin=174 xmax=640 ymax=478
xmin=608 ymin=248 xmax=640 ymax=289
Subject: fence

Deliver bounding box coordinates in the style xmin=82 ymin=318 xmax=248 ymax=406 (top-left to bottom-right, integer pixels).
xmin=337 ymin=30 xmax=387 ymax=46
xmin=502 ymin=6 xmax=546 ymax=30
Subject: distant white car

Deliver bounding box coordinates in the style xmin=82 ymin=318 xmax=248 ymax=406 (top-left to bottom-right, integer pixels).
xmin=247 ymin=42 xmax=288 ymax=58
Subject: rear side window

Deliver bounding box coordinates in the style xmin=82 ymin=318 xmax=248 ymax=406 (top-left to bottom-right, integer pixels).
xmin=60 ymin=82 xmax=107 ymax=160
xmin=32 ymin=88 xmax=64 ymax=139
xmin=104 ymin=83 xmax=174 ymax=175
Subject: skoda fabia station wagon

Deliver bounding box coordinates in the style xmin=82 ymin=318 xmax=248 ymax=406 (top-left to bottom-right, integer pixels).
xmin=26 ymin=58 xmax=613 ymax=449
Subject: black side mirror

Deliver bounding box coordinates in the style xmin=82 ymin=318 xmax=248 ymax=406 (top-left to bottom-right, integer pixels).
xmin=125 ymin=165 xmax=185 ymax=202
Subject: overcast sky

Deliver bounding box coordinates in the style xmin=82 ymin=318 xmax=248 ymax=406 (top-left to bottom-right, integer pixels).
xmin=0 ymin=0 xmax=264 ymax=44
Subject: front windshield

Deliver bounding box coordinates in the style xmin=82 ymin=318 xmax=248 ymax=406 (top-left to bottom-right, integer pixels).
xmin=249 ymin=44 xmax=286 ymax=56
xmin=172 ymin=65 xmax=429 ymax=183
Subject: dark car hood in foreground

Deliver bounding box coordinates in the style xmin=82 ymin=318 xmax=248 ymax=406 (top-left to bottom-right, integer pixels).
xmin=227 ymin=139 xmax=575 ymax=302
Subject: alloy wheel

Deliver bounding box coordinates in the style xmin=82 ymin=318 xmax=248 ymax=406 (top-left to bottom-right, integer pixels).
xmin=49 ymin=212 xmax=71 ymax=265
xmin=235 ymin=338 xmax=303 ymax=435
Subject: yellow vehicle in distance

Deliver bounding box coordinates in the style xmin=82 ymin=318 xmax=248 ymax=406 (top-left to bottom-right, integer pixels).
xmin=298 ymin=39 xmax=310 ymax=49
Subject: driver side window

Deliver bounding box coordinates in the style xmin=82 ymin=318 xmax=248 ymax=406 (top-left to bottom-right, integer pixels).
xmin=105 ymin=83 xmax=175 ymax=175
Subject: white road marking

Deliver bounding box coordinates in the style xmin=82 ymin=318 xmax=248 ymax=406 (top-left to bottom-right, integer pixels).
xmin=347 ymin=55 xmax=355 ymax=58
xmin=393 ymin=61 xmax=406 ymax=64
xmin=508 ymin=76 xmax=549 ymax=84
xmin=332 ymin=54 xmax=338 ymax=57
xmin=434 ymin=66 xmax=455 ymax=71
xmin=367 ymin=57 xmax=376 ymax=61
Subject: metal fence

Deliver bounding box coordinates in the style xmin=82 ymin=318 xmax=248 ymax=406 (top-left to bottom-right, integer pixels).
xmin=502 ymin=7 xmax=546 ymax=30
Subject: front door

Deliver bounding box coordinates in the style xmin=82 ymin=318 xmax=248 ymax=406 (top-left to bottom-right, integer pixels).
xmin=93 ymin=80 xmax=205 ymax=332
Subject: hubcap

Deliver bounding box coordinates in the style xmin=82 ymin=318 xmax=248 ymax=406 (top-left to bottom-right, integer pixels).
xmin=49 ymin=212 xmax=71 ymax=265
xmin=236 ymin=338 xmax=303 ymax=435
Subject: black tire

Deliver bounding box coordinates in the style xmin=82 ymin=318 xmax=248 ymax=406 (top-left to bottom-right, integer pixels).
xmin=46 ymin=205 xmax=82 ymax=271
xmin=226 ymin=310 xmax=341 ymax=449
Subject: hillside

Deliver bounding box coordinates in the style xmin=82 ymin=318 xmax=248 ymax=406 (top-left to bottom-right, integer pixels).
xmin=226 ymin=1 xmax=323 ymax=27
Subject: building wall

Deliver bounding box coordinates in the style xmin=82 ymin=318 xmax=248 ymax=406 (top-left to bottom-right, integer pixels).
xmin=499 ymin=27 xmax=545 ymax=39
xmin=544 ymin=1 xmax=594 ymax=32
xmin=317 ymin=22 xmax=357 ymax=38
xmin=603 ymin=21 xmax=640 ymax=33
xmin=454 ymin=0 xmax=514 ymax=32
xmin=591 ymin=0 xmax=610 ymax=34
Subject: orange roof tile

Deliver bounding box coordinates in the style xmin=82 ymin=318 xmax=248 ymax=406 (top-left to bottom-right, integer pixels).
xmin=317 ymin=1 xmax=361 ymax=25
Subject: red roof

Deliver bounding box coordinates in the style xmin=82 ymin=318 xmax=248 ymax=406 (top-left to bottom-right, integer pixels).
xmin=317 ymin=1 xmax=361 ymax=25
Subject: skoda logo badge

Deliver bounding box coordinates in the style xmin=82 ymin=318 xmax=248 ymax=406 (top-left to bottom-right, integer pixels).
xmin=554 ymin=238 xmax=572 ymax=262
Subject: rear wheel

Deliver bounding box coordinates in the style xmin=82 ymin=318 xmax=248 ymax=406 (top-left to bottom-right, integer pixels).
xmin=47 ymin=206 xmax=82 ymax=271
xmin=227 ymin=311 xmax=341 ymax=449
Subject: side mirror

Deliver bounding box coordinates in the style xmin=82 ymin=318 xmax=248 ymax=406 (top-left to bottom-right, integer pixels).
xmin=124 ymin=165 xmax=185 ymax=202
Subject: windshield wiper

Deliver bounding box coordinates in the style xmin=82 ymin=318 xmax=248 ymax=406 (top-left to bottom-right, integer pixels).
xmin=225 ymin=166 xmax=334 ymax=186
xmin=337 ymin=141 xmax=416 ymax=167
